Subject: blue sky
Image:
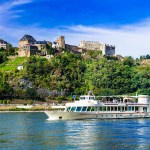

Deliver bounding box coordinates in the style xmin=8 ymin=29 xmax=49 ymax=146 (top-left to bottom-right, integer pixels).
xmin=0 ymin=0 xmax=150 ymax=58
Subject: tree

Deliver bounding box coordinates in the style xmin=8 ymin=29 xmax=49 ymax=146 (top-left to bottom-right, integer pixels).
xmin=6 ymin=43 xmax=16 ymax=55
xmin=26 ymin=87 xmax=37 ymax=99
xmin=0 ymin=81 xmax=13 ymax=99
xmin=0 ymin=53 xmax=8 ymax=64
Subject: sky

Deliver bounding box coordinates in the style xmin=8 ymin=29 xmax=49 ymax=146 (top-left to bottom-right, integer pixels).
xmin=0 ymin=0 xmax=150 ymax=58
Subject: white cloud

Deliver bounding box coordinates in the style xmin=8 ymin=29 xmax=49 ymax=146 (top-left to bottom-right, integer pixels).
xmin=63 ymin=21 xmax=150 ymax=58
xmin=10 ymin=0 xmax=33 ymax=7
xmin=0 ymin=0 xmax=33 ymax=22
xmin=0 ymin=0 xmax=33 ymax=10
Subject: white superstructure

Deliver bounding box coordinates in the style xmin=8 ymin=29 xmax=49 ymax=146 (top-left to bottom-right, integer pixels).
xmin=45 ymin=94 xmax=150 ymax=120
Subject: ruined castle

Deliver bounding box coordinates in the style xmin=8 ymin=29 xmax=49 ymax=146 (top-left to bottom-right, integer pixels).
xmin=18 ymin=35 xmax=115 ymax=57
xmin=78 ymin=41 xmax=115 ymax=55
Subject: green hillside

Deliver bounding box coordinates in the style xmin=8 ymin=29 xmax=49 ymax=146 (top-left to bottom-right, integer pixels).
xmin=0 ymin=51 xmax=150 ymax=100
xmin=0 ymin=57 xmax=26 ymax=72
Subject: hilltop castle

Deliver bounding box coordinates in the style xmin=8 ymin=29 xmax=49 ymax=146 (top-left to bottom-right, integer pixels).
xmin=18 ymin=35 xmax=52 ymax=57
xmin=18 ymin=35 xmax=115 ymax=57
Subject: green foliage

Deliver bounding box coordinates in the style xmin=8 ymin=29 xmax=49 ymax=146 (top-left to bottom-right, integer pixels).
xmin=57 ymin=99 xmax=62 ymax=104
xmin=46 ymin=45 xmax=58 ymax=55
xmin=0 ymin=50 xmax=149 ymax=100
xmin=0 ymin=47 xmax=5 ymax=52
xmin=9 ymin=108 xmax=28 ymax=111
xmin=3 ymin=100 xmax=10 ymax=104
xmin=0 ymin=53 xmax=8 ymax=64
xmin=86 ymin=50 xmax=102 ymax=59
xmin=26 ymin=87 xmax=37 ymax=99
xmin=84 ymin=57 xmax=150 ymax=95
xmin=0 ymin=57 xmax=26 ymax=72
xmin=140 ymin=54 xmax=150 ymax=59
xmin=56 ymin=96 xmax=67 ymax=101
xmin=6 ymin=44 xmax=16 ymax=55
xmin=0 ymin=81 xmax=13 ymax=99
xmin=29 ymin=100 xmax=34 ymax=105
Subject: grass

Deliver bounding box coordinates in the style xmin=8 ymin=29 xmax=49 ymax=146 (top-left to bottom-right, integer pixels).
xmin=0 ymin=57 xmax=27 ymax=72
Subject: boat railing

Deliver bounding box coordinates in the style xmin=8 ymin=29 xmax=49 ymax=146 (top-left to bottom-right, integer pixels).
xmin=97 ymin=100 xmax=137 ymax=105
xmin=95 ymin=96 xmax=137 ymax=103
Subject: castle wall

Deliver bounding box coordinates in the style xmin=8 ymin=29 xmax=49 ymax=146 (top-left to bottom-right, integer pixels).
xmin=18 ymin=49 xmax=30 ymax=57
xmin=79 ymin=41 xmax=115 ymax=56
xmin=19 ymin=41 xmax=29 ymax=48
xmin=18 ymin=45 xmax=38 ymax=57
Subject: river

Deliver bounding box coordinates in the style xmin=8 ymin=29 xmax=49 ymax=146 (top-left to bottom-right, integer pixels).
xmin=0 ymin=112 xmax=150 ymax=150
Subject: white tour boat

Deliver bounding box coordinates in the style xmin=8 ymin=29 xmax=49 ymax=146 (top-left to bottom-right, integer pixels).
xmin=45 ymin=94 xmax=150 ymax=120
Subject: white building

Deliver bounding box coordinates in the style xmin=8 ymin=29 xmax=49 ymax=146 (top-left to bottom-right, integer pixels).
xmin=17 ymin=65 xmax=24 ymax=70
xmin=0 ymin=39 xmax=8 ymax=49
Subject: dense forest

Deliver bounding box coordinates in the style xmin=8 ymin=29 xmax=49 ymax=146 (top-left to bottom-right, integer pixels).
xmin=0 ymin=48 xmax=150 ymax=101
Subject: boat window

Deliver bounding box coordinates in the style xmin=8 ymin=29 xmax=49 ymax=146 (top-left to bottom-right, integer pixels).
xmin=80 ymin=97 xmax=85 ymax=100
xmin=94 ymin=107 xmax=97 ymax=111
xmin=115 ymin=107 xmax=117 ymax=111
xmin=89 ymin=97 xmax=94 ymax=100
xmin=85 ymin=97 xmax=89 ymax=100
xmin=87 ymin=107 xmax=91 ymax=111
xmin=118 ymin=107 xmax=121 ymax=111
xmin=82 ymin=107 xmax=87 ymax=111
xmin=143 ymin=107 xmax=147 ymax=112
xmin=135 ymin=107 xmax=138 ymax=111
xmin=99 ymin=107 xmax=102 ymax=111
xmin=67 ymin=107 xmax=71 ymax=111
xmin=111 ymin=107 xmax=113 ymax=111
xmin=132 ymin=107 xmax=134 ymax=111
xmin=107 ymin=107 xmax=110 ymax=111
xmin=95 ymin=107 xmax=99 ymax=111
xmin=122 ymin=107 xmax=124 ymax=111
xmin=128 ymin=107 xmax=132 ymax=111
xmin=71 ymin=107 xmax=76 ymax=112
xmin=76 ymin=107 xmax=82 ymax=112
xmin=125 ymin=107 xmax=127 ymax=111
xmin=91 ymin=107 xmax=94 ymax=111
xmin=102 ymin=106 xmax=106 ymax=111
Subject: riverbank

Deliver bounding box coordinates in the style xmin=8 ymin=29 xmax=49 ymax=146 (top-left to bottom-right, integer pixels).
xmin=0 ymin=111 xmax=44 ymax=113
xmin=0 ymin=105 xmax=65 ymax=112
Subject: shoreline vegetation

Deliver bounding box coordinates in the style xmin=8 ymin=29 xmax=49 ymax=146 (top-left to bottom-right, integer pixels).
xmin=0 ymin=105 xmax=65 ymax=112
xmin=0 ymin=48 xmax=150 ymax=103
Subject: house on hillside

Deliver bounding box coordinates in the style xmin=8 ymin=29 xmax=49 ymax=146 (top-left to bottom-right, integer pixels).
xmin=17 ymin=65 xmax=23 ymax=70
xmin=0 ymin=39 xmax=8 ymax=49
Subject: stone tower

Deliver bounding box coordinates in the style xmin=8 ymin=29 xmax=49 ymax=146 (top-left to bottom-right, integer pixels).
xmin=19 ymin=35 xmax=36 ymax=48
xmin=56 ymin=36 xmax=65 ymax=49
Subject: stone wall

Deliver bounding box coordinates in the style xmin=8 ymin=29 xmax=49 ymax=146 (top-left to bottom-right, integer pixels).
xmin=79 ymin=40 xmax=115 ymax=56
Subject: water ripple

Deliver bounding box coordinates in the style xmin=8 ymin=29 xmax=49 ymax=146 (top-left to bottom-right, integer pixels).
xmin=0 ymin=113 xmax=150 ymax=150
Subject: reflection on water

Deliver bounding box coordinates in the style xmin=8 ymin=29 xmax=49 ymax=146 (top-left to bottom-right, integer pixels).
xmin=0 ymin=113 xmax=150 ymax=150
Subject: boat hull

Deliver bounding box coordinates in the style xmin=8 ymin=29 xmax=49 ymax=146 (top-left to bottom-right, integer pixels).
xmin=45 ymin=111 xmax=150 ymax=120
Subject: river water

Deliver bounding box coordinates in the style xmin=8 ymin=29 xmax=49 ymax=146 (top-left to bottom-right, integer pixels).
xmin=0 ymin=113 xmax=150 ymax=150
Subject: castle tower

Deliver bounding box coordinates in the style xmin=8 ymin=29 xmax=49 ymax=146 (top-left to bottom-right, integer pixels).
xmin=56 ymin=36 xmax=65 ymax=49
xmin=19 ymin=35 xmax=36 ymax=48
